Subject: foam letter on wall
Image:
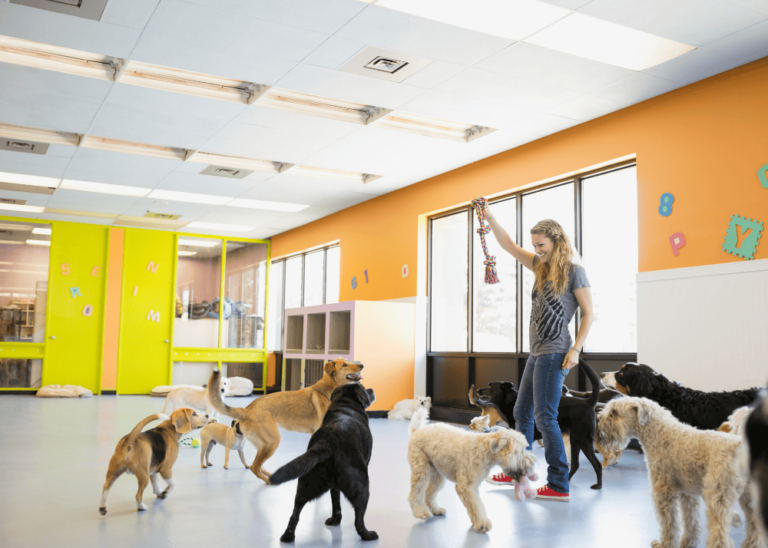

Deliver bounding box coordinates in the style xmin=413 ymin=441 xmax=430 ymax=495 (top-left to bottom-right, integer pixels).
xmin=70 ymin=287 xmax=82 ymax=298
xmin=351 ymin=277 xmax=357 ymax=289
xmin=82 ymin=304 xmax=93 ymax=317
xmin=758 ymin=163 xmax=768 ymax=189
xmin=147 ymin=310 xmax=161 ymax=322
xmin=91 ymin=266 xmax=100 ymax=277
xmin=147 ymin=261 xmax=159 ymax=273
xmin=61 ymin=263 xmax=70 ymax=276
xmin=133 ymin=286 xmax=138 ymax=296
xmin=723 ymin=215 xmax=764 ymax=260
xmin=669 ymin=232 xmax=686 ymax=256
xmin=364 ymin=269 xmax=369 ymax=283
xmin=402 ymin=264 xmax=409 ymax=278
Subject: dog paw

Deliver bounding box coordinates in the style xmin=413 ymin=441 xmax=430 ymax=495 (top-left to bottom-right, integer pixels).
xmin=325 ymin=514 xmax=342 ymax=526
xmin=280 ymin=531 xmax=295 ymax=543
xmin=358 ymin=530 xmax=378 ymax=541
xmin=472 ymin=519 xmax=492 ymax=534
xmin=158 ymin=490 xmax=168 ymax=500
xmin=137 ymin=503 xmax=148 ymax=512
xmin=412 ymin=509 xmax=431 ymax=520
xmin=429 ymin=507 xmax=446 ymax=516
xmin=224 ymin=466 xmax=229 ymax=470
xmin=98 ymin=507 xmax=107 ymax=515
xmin=591 ymin=484 xmax=602 ymax=490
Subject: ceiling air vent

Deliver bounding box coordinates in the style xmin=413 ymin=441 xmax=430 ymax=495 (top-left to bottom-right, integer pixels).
xmin=340 ymin=46 xmax=433 ymax=83
xmin=0 ymin=138 xmax=49 ymax=156
xmin=10 ymin=0 xmax=109 ymax=21
xmin=144 ymin=212 xmax=182 ymax=221
xmin=200 ymin=165 xmax=254 ymax=180
xmin=0 ymin=182 xmax=55 ymax=195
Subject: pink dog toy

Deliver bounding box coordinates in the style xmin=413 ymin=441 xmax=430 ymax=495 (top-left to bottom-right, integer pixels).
xmin=514 ymin=472 xmax=539 ymax=501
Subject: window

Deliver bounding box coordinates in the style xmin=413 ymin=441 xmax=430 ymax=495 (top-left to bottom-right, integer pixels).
xmin=428 ymin=163 xmax=637 ymax=355
xmin=174 ymin=238 xmax=223 ymax=348
xmin=223 ymin=241 xmax=268 ymax=349
xmin=269 ymin=244 xmax=340 ymax=353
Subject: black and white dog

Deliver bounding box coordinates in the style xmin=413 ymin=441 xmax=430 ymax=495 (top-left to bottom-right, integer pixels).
xmin=601 ymin=363 xmax=759 ymax=430
xmin=269 ymin=383 xmax=378 ymax=542
xmin=746 ymin=389 xmax=768 ymax=531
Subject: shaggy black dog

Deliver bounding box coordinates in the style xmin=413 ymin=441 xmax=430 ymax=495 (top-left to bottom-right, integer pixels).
xmin=472 ymin=359 xmax=604 ymax=489
xmin=746 ymin=389 xmax=768 ymax=531
xmin=269 ymin=383 xmax=378 ymax=542
xmin=601 ymin=362 xmax=759 ymax=430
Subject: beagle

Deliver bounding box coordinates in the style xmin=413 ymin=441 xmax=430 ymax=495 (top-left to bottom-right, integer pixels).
xmin=99 ymin=408 xmax=208 ymax=515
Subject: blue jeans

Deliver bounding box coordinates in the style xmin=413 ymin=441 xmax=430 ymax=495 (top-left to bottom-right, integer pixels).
xmin=513 ymin=353 xmax=570 ymax=494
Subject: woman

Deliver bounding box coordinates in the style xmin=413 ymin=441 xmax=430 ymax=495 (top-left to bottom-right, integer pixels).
xmin=482 ymin=207 xmax=593 ymax=502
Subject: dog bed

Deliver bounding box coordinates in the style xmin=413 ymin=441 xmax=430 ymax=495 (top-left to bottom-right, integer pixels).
xmin=227 ymin=376 xmax=253 ymax=396
xmin=36 ymin=384 xmax=93 ymax=398
xmin=150 ymin=384 xmax=204 ymax=397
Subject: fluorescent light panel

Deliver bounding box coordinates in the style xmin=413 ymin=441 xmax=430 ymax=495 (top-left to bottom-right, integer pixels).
xmin=287 ymin=165 xmax=381 ymax=184
xmin=524 ymin=13 xmax=696 ymax=71
xmin=60 ymin=179 xmax=151 ymax=197
xmin=0 ymin=240 xmax=23 ymax=245
xmin=0 ymin=203 xmax=45 ymax=213
xmin=188 ymin=152 xmax=292 ymax=173
xmin=228 ymin=198 xmax=309 ymax=212
xmin=119 ymin=61 xmax=268 ymax=104
xmin=375 ymin=112 xmax=496 ymax=142
xmin=0 ymin=35 xmax=122 ymax=81
xmin=148 ymin=189 xmax=231 ymax=206
xmin=0 ymin=171 xmax=60 ymax=188
xmin=0 ymin=122 xmax=81 ymax=147
xmin=374 ymin=0 xmax=570 ymax=41
xmin=81 ymin=135 xmax=189 ymax=161
xmin=44 ymin=208 xmax=119 ymax=219
xmin=177 ymin=250 xmax=197 ymax=256
xmin=186 ymin=221 xmax=254 ymax=233
xmin=257 ymin=88 xmax=391 ymax=125
xmin=26 ymin=240 xmax=50 ymax=246
xmin=31 ymin=227 xmax=52 ymax=235
xmin=178 ymin=238 xmax=219 ymax=248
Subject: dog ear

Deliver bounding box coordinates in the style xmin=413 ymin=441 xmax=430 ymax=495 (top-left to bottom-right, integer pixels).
xmin=323 ymin=360 xmax=335 ymax=377
xmin=425 ymin=397 xmax=431 ymax=403
xmin=231 ymin=419 xmax=236 ymax=427
xmin=635 ymin=403 xmax=651 ymax=426
xmin=490 ymin=437 xmax=509 ymax=454
xmin=172 ymin=409 xmax=192 ymax=434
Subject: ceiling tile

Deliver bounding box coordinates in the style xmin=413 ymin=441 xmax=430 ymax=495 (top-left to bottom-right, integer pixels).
xmin=146 ymin=0 xmax=328 ymax=63
xmin=90 ymin=84 xmax=246 ymax=150
xmin=235 ymin=107 xmax=362 ymax=140
xmin=591 ymin=73 xmax=681 ymax=104
xmin=248 ymin=227 xmax=284 ymax=239
xmin=302 ymin=37 xmax=367 ymax=70
xmin=45 ymin=190 xmax=140 ymax=214
xmin=153 ymin=171 xmax=261 ymax=198
xmin=476 ymin=43 xmax=633 ymax=94
xmin=0 ymin=150 xmax=71 ymax=173
xmin=728 ymin=0 xmax=768 ymax=14
xmin=398 ymin=89 xmax=533 ymax=128
xmin=703 ymin=18 xmax=768 ymax=63
xmin=401 ymin=61 xmax=468 ymax=90
xmin=264 ymin=211 xmax=327 ymax=230
xmin=0 ymin=100 xmax=96 ymax=134
xmin=181 ymin=0 xmax=366 ymax=35
xmin=0 ymin=2 xmax=142 ymax=58
xmin=579 ymin=0 xmax=768 ymax=46
xmin=436 ymin=68 xmax=582 ymax=111
xmin=131 ymin=32 xmax=296 ymax=86
xmin=192 ymin=207 xmax=286 ymax=226
xmin=64 ymin=148 xmax=182 ymax=185
xmin=642 ymin=47 xmax=749 ymax=85
xmin=0 ymin=63 xmax=114 ymax=102
xmin=241 ymin=174 xmax=369 ymax=204
xmin=547 ymin=94 xmax=629 ymax=121
xmin=275 ymin=64 xmax=427 ymax=110
xmin=39 ymin=214 xmax=115 ymax=225
xmin=335 ymin=5 xmax=513 ymax=66
xmin=504 ymin=113 xmax=581 ymax=135
xmin=122 ymin=199 xmax=217 ymax=218
xmin=101 ymin=0 xmax=162 ymax=30
xmin=0 ymin=188 xmax=52 ymax=205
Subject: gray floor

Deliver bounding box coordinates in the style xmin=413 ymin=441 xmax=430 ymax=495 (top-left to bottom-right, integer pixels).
xmin=0 ymin=395 xmax=752 ymax=548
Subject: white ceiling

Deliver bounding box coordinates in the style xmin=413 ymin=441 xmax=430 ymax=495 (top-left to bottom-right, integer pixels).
xmin=0 ymin=0 xmax=767 ymax=238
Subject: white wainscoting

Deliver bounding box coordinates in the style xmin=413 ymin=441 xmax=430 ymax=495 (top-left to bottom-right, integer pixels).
xmin=637 ymin=259 xmax=768 ymax=392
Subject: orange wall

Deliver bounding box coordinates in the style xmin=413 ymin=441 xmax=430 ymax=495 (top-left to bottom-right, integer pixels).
xmin=101 ymin=228 xmax=124 ymax=391
xmin=271 ymin=57 xmax=768 ymax=303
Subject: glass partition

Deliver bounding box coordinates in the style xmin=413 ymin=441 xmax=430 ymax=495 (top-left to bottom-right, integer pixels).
xmin=267 ymin=261 xmax=284 ymax=351
xmin=223 ymin=240 xmax=268 ymax=349
xmin=430 ymin=211 xmax=468 ymax=352
xmin=174 ymin=237 xmax=223 ymax=347
xmin=284 ymin=255 xmax=302 ymax=309
xmin=303 ymin=250 xmax=324 ymax=307
xmin=325 ymin=246 xmax=340 ymax=305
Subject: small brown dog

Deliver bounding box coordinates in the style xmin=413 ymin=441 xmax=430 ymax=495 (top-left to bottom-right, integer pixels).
xmin=99 ymin=408 xmax=208 ymax=515
xmin=207 ymin=357 xmax=365 ymax=483
xmin=200 ymin=420 xmax=248 ymax=469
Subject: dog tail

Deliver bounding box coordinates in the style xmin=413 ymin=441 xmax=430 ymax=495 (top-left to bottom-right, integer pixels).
xmin=126 ymin=414 xmax=164 ymax=450
xmin=579 ymin=358 xmax=600 ymax=407
xmin=269 ymin=443 xmax=333 ymax=486
xmin=161 ymin=391 xmax=173 ymax=415
xmin=410 ymin=407 xmax=429 ymax=434
xmin=207 ymin=369 xmax=246 ymax=420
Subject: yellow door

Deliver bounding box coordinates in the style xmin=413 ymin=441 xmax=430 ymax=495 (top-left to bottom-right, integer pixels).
xmin=117 ymin=229 xmax=175 ymax=394
xmin=45 ymin=223 xmax=109 ymax=393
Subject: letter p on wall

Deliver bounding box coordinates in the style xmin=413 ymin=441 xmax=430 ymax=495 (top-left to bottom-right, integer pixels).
xmin=147 ymin=310 xmax=161 ymax=322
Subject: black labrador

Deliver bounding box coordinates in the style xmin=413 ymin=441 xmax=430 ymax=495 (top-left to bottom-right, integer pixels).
xmin=269 ymin=382 xmax=378 ymax=542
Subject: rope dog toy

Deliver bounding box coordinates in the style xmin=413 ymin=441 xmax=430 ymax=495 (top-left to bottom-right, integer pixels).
xmin=470 ymin=197 xmax=500 ymax=284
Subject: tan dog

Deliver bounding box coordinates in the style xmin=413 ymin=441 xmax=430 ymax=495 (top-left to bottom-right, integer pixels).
xmin=99 ymin=408 xmax=208 ymax=515
xmin=201 ymin=420 xmax=248 ymax=469
xmin=207 ymin=358 xmax=364 ymax=483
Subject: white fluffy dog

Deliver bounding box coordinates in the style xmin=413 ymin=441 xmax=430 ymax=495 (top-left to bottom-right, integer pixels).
xmin=161 ymin=378 xmax=230 ymax=420
xmin=408 ymin=408 xmax=536 ymax=533
xmin=388 ymin=396 xmax=431 ymax=421
xmin=597 ymin=397 xmax=765 ymax=548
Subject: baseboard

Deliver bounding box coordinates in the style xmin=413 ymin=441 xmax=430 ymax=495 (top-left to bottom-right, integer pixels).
xmin=367 ymin=410 xmax=388 ymax=419
xmin=101 ymin=390 xmax=116 ymax=395
xmin=0 ymin=390 xmax=37 ymax=395
xmin=430 ymin=406 xmax=479 ymax=425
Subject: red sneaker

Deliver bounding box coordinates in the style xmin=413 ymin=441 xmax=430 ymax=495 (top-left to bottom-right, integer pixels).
xmin=535 ymin=485 xmax=569 ymax=502
xmin=485 ymin=473 xmax=516 ymax=486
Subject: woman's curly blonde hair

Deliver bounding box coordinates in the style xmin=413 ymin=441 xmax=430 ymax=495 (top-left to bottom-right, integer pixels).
xmin=531 ymin=219 xmax=574 ymax=297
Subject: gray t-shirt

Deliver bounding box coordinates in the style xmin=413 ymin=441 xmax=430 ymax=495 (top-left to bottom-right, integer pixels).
xmin=529 ymin=258 xmax=590 ymax=356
